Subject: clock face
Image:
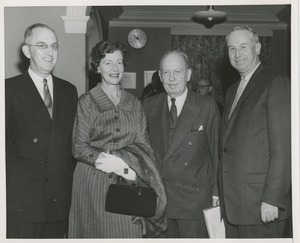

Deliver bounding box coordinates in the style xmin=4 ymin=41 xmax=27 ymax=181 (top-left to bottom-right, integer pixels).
xmin=128 ymin=29 xmax=147 ymax=49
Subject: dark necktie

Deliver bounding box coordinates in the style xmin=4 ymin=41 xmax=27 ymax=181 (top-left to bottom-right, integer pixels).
xmin=43 ymin=79 xmax=53 ymax=118
xmin=170 ymin=98 xmax=177 ymax=125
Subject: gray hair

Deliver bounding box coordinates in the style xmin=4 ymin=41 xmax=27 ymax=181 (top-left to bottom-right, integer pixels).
xmin=159 ymin=50 xmax=190 ymax=70
xmin=24 ymin=23 xmax=56 ymax=44
xmin=226 ymin=25 xmax=260 ymax=44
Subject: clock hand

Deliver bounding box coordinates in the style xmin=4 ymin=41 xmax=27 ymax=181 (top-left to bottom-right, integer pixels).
xmin=133 ymin=35 xmax=142 ymax=43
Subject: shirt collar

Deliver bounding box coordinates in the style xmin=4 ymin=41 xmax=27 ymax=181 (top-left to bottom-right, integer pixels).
xmin=28 ymin=67 xmax=51 ymax=83
xmin=167 ymin=87 xmax=188 ymax=105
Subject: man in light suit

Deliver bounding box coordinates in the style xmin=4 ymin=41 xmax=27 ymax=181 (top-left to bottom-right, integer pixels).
xmin=143 ymin=50 xmax=220 ymax=238
xmin=218 ymin=25 xmax=291 ymax=238
xmin=6 ymin=23 xmax=78 ymax=238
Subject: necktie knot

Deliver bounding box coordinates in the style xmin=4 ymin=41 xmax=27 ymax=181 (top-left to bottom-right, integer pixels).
xmin=171 ymin=98 xmax=176 ymax=105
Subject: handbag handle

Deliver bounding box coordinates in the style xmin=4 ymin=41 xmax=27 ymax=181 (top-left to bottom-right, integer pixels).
xmin=116 ymin=175 xmax=138 ymax=186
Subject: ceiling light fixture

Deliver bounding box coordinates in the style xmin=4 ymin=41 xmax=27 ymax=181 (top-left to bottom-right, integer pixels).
xmin=193 ymin=5 xmax=227 ymax=27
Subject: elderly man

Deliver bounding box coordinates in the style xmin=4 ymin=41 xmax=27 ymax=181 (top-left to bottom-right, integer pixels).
xmin=143 ymin=50 xmax=220 ymax=238
xmin=6 ymin=23 xmax=78 ymax=238
xmin=218 ymin=25 xmax=291 ymax=238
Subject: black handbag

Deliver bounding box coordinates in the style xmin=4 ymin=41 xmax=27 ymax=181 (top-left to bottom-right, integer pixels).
xmin=105 ymin=179 xmax=157 ymax=217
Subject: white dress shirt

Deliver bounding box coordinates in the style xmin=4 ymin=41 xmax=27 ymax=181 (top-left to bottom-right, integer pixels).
xmin=167 ymin=88 xmax=188 ymax=117
xmin=28 ymin=68 xmax=54 ymax=104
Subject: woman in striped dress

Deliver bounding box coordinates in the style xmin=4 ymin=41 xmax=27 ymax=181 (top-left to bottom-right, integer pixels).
xmin=68 ymin=41 xmax=166 ymax=238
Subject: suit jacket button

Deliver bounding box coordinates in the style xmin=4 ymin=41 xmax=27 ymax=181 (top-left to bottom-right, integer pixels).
xmin=33 ymin=138 xmax=38 ymax=143
xmin=54 ymin=198 xmax=57 ymax=202
xmin=109 ymin=174 xmax=113 ymax=178
xmin=89 ymin=154 xmax=93 ymax=158
xmin=188 ymin=141 xmax=192 ymax=146
xmin=184 ymin=162 xmax=188 ymax=166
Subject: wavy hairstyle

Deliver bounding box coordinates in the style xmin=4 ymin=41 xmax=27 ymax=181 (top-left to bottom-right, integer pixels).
xmin=90 ymin=40 xmax=128 ymax=73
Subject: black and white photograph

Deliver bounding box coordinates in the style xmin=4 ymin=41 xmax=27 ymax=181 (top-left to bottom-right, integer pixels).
xmin=0 ymin=0 xmax=299 ymax=242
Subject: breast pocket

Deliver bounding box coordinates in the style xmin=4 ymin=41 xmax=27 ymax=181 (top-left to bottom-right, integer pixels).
xmin=185 ymin=129 xmax=208 ymax=153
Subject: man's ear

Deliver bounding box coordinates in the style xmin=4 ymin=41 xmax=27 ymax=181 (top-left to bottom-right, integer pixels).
xmin=187 ymin=68 xmax=192 ymax=82
xmin=22 ymin=45 xmax=31 ymax=59
xmin=255 ymin=42 xmax=261 ymax=55
xmin=158 ymin=71 xmax=163 ymax=82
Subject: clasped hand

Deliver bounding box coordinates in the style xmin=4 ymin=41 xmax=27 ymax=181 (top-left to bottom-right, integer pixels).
xmin=95 ymin=152 xmax=136 ymax=180
xmin=261 ymin=202 xmax=278 ymax=223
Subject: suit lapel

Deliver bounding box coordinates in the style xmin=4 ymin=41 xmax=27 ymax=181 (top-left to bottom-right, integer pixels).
xmin=51 ymin=76 xmax=63 ymax=122
xmin=151 ymin=94 xmax=169 ymax=161
xmin=224 ymin=82 xmax=238 ymax=125
xmin=229 ymin=65 xmax=264 ymax=120
xmin=16 ymin=72 xmax=52 ymax=124
xmin=163 ymin=91 xmax=199 ymax=163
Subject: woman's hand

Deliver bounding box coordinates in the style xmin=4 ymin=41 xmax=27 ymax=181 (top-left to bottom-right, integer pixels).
xmin=95 ymin=153 xmax=136 ymax=180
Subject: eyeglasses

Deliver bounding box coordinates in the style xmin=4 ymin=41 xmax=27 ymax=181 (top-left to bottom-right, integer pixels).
xmin=26 ymin=43 xmax=59 ymax=51
xmin=196 ymin=85 xmax=211 ymax=90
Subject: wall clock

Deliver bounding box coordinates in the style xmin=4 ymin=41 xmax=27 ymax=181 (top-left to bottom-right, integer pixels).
xmin=128 ymin=29 xmax=147 ymax=49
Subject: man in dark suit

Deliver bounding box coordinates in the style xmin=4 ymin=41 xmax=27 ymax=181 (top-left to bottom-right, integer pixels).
xmin=218 ymin=25 xmax=291 ymax=238
xmin=143 ymin=50 xmax=220 ymax=238
xmin=5 ymin=23 xmax=78 ymax=238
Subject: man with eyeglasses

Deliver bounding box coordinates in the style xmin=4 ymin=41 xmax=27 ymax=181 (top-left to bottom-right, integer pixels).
xmin=196 ymin=78 xmax=224 ymax=115
xmin=5 ymin=23 xmax=78 ymax=238
xmin=196 ymin=78 xmax=213 ymax=96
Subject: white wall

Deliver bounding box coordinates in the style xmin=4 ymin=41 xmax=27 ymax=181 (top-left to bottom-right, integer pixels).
xmin=4 ymin=6 xmax=87 ymax=96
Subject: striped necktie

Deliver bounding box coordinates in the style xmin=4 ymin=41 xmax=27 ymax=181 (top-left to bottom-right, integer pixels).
xmin=43 ymin=79 xmax=53 ymax=118
xmin=228 ymin=77 xmax=247 ymax=118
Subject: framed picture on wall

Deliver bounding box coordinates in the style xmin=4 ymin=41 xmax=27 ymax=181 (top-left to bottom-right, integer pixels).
xmin=144 ymin=70 xmax=156 ymax=87
xmin=121 ymin=72 xmax=136 ymax=89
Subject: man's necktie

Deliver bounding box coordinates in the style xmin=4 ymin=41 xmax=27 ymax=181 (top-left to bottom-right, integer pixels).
xmin=228 ymin=77 xmax=247 ymax=118
xmin=43 ymin=79 xmax=53 ymax=118
xmin=170 ymin=98 xmax=177 ymax=124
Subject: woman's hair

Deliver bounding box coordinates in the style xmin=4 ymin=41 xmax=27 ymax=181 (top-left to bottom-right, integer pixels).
xmin=90 ymin=40 xmax=128 ymax=73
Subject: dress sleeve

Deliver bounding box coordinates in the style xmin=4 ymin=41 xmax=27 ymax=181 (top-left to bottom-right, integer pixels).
xmin=72 ymin=93 xmax=108 ymax=166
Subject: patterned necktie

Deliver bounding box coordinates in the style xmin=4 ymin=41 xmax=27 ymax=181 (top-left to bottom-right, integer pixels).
xmin=43 ymin=79 xmax=53 ymax=118
xmin=228 ymin=77 xmax=247 ymax=118
xmin=170 ymin=98 xmax=177 ymax=124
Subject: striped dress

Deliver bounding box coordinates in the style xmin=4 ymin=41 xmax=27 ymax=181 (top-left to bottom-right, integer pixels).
xmin=68 ymin=84 xmax=148 ymax=238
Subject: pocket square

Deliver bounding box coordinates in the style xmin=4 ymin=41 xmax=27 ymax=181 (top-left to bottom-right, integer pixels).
xmin=198 ymin=125 xmax=203 ymax=131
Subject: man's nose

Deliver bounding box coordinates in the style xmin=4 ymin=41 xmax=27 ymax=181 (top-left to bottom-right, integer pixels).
xmin=169 ymin=72 xmax=175 ymax=81
xmin=45 ymin=46 xmax=54 ymax=55
xmin=234 ymin=48 xmax=240 ymax=57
